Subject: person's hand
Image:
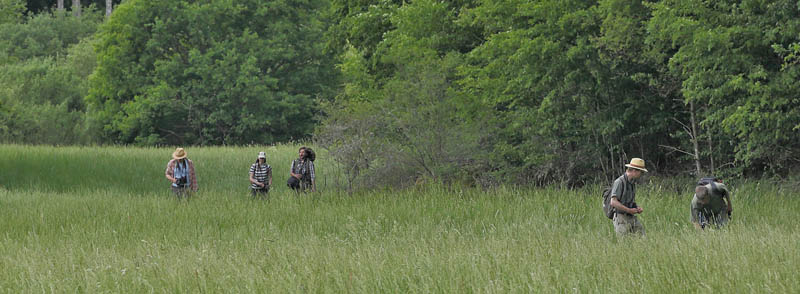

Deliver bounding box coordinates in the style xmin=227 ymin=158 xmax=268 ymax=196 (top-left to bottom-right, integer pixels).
xmin=631 ymin=207 xmax=643 ymax=214
xmin=727 ymin=205 xmax=732 ymax=214
xmin=259 ymin=182 xmax=265 ymax=187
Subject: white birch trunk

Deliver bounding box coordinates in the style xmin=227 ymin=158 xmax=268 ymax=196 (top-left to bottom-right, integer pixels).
xmin=105 ymin=0 xmax=113 ymax=17
xmin=72 ymin=0 xmax=81 ymax=17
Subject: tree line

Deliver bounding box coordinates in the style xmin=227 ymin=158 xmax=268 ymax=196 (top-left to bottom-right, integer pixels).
xmin=1 ymin=0 xmax=798 ymax=188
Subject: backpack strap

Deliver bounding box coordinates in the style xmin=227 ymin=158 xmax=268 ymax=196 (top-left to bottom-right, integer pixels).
xmin=612 ymin=175 xmax=628 ymax=215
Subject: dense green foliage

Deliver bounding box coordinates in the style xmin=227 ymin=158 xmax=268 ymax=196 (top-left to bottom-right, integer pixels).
xmin=1 ymin=145 xmax=798 ymax=292
xmin=0 ymin=0 xmax=26 ymax=25
xmin=87 ymin=0 xmax=336 ymax=145
xmin=23 ymin=0 xmax=122 ymax=15
xmin=0 ymin=9 xmax=101 ymax=144
xmin=318 ymin=0 xmax=800 ymax=187
xmin=1 ymin=0 xmax=798 ymax=186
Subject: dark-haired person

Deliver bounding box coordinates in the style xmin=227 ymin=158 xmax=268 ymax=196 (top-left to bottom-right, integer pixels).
xmin=609 ymin=158 xmax=648 ymax=237
xmin=249 ymin=151 xmax=272 ymax=199
xmin=288 ymin=147 xmax=315 ymax=192
xmin=165 ymin=147 xmax=198 ymax=199
xmin=691 ymin=177 xmax=732 ymax=230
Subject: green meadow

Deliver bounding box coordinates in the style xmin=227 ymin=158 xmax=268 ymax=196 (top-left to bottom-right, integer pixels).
xmin=0 ymin=144 xmax=797 ymax=293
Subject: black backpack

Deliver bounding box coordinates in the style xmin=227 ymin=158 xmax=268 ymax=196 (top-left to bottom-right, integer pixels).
xmin=305 ymin=148 xmax=316 ymax=162
xmin=601 ymin=177 xmax=626 ymax=219
xmin=697 ymin=177 xmax=718 ymax=192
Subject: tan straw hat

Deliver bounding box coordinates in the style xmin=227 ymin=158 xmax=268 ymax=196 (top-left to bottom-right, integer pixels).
xmin=172 ymin=148 xmax=187 ymax=160
xmin=625 ymin=158 xmax=648 ymax=172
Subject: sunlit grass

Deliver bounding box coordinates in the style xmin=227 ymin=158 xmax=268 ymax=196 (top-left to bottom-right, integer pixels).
xmin=0 ymin=144 xmax=797 ymax=292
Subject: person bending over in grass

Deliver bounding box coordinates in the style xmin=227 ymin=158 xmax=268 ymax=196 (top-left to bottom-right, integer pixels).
xmin=609 ymin=158 xmax=648 ymax=237
xmin=287 ymin=147 xmax=315 ymax=192
xmin=165 ymin=147 xmax=198 ymax=199
xmin=691 ymin=177 xmax=732 ymax=230
xmin=249 ymin=151 xmax=272 ymax=199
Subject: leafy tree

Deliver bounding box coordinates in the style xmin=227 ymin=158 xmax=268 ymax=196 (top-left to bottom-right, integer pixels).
xmin=24 ymin=0 xmax=122 ymax=15
xmin=321 ymin=0 xmax=800 ymax=187
xmin=0 ymin=10 xmax=99 ymax=144
xmin=0 ymin=8 xmax=101 ymax=64
xmin=88 ymin=0 xmax=336 ymax=145
xmin=318 ymin=0 xmax=489 ymax=188
xmin=459 ymin=0 xmax=622 ymax=185
xmin=0 ymin=35 xmax=97 ymax=145
xmin=0 ymin=0 xmax=26 ymax=25
xmin=645 ymin=0 xmax=800 ymax=176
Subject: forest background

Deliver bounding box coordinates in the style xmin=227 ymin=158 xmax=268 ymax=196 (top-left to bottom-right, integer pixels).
xmin=1 ymin=0 xmax=799 ymax=189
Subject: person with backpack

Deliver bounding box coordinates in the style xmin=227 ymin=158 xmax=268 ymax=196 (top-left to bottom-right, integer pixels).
xmin=165 ymin=147 xmax=198 ymax=199
xmin=249 ymin=151 xmax=272 ymax=199
xmin=608 ymin=158 xmax=648 ymax=236
xmin=691 ymin=177 xmax=732 ymax=230
xmin=287 ymin=146 xmax=316 ymax=192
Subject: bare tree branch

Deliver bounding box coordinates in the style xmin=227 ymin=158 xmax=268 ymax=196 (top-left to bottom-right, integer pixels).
xmin=658 ymin=144 xmax=695 ymax=157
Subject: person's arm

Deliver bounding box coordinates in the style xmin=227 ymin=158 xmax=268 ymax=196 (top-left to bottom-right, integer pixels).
xmin=724 ymin=191 xmax=733 ymax=214
xmin=290 ymin=160 xmax=302 ymax=179
xmin=165 ymin=160 xmax=176 ymax=183
xmin=249 ymin=165 xmax=263 ymax=187
xmin=609 ymin=179 xmax=638 ymax=214
xmin=690 ymin=202 xmax=703 ymax=230
xmin=188 ymin=159 xmax=198 ymax=191
xmin=610 ymin=197 xmax=638 ymax=215
xmin=309 ymin=162 xmax=316 ymax=192
xmin=249 ymin=172 xmax=260 ymax=186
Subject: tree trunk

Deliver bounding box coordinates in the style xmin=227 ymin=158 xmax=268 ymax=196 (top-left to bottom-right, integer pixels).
xmin=72 ymin=0 xmax=80 ymax=17
xmin=706 ymin=124 xmax=715 ymax=175
xmin=57 ymin=0 xmax=64 ymax=11
xmin=105 ymin=0 xmax=112 ymax=17
xmin=690 ymin=100 xmax=702 ymax=176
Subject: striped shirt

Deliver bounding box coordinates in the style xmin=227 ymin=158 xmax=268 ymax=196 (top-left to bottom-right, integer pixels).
xmin=249 ymin=163 xmax=271 ymax=189
xmin=290 ymin=158 xmax=315 ymax=181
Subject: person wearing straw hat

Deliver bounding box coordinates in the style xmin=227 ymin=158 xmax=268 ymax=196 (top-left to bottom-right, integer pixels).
xmin=691 ymin=177 xmax=732 ymax=230
xmin=165 ymin=147 xmax=198 ymax=199
xmin=249 ymin=151 xmax=272 ymax=199
xmin=609 ymin=158 xmax=648 ymax=236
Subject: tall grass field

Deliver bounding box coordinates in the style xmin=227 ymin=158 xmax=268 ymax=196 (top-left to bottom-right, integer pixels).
xmin=0 ymin=144 xmax=797 ymax=292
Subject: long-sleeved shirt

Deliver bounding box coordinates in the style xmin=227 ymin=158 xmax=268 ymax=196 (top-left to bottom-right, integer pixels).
xmin=290 ymin=158 xmax=315 ymax=182
xmin=165 ymin=158 xmax=198 ymax=191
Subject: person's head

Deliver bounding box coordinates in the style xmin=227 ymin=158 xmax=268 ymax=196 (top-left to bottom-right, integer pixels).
xmin=624 ymin=158 xmax=648 ymax=179
xmin=172 ymin=147 xmax=187 ymax=163
xmin=257 ymin=151 xmax=266 ymax=163
xmin=298 ymin=147 xmax=307 ymax=159
xmin=695 ymin=185 xmax=710 ymax=204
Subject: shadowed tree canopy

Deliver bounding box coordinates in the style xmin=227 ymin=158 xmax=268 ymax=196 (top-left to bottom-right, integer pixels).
xmin=24 ymin=0 xmax=121 ymax=14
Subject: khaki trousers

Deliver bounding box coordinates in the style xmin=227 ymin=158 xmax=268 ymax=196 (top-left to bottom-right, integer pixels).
xmin=613 ymin=213 xmax=645 ymax=237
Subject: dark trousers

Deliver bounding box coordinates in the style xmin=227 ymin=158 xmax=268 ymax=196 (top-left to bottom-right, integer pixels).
xmin=251 ymin=187 xmax=269 ymax=199
xmin=287 ymin=177 xmax=310 ymax=192
xmin=171 ymin=186 xmax=192 ymax=199
xmin=287 ymin=176 xmax=301 ymax=190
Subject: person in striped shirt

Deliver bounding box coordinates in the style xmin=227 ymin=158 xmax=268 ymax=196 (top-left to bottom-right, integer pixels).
xmin=249 ymin=151 xmax=272 ymax=199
